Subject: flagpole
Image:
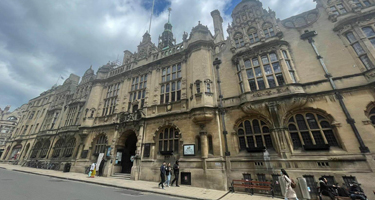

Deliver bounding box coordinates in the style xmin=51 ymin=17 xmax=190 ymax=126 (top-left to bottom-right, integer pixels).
xmin=148 ymin=0 xmax=155 ymax=34
xmin=55 ymin=75 xmax=60 ymax=86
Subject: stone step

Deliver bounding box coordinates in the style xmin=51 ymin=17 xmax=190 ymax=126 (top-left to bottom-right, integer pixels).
xmin=112 ymin=173 xmax=131 ymax=179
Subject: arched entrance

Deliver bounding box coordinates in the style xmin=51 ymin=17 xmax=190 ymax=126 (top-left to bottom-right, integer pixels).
xmin=121 ymin=133 xmax=137 ymax=173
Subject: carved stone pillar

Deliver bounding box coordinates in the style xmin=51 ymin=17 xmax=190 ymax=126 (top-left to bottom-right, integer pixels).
xmin=131 ymin=124 xmax=143 ymax=181
xmin=200 ymin=131 xmax=208 ymax=159
xmin=105 ymin=129 xmax=119 ymax=177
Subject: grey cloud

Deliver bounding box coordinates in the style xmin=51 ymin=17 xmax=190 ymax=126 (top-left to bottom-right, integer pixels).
xmin=0 ymin=0 xmax=315 ymax=110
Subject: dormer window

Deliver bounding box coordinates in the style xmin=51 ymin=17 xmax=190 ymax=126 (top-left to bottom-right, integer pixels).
xmin=263 ymin=23 xmax=275 ymax=38
xmin=330 ymin=4 xmax=347 ymax=15
xmin=248 ymin=28 xmax=259 ymax=44
xmin=234 ymin=33 xmax=244 ymax=48
xmin=353 ymin=0 xmax=371 ymax=7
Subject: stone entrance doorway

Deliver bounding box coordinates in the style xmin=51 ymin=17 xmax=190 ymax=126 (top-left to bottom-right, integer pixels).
xmin=121 ymin=133 xmax=137 ymax=173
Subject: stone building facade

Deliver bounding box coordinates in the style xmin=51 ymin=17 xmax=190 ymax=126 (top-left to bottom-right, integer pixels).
xmin=0 ymin=105 xmax=27 ymax=158
xmin=2 ymin=0 xmax=375 ymax=197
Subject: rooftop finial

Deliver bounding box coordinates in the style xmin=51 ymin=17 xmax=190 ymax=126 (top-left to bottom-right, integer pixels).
xmin=168 ymin=8 xmax=172 ymax=23
xmin=90 ymin=65 xmax=92 ymax=69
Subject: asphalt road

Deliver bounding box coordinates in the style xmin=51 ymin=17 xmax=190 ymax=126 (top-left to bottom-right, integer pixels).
xmin=0 ymin=168 xmax=184 ymax=200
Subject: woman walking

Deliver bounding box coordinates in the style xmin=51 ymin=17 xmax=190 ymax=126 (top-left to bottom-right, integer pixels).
xmin=281 ymin=169 xmax=298 ymax=200
xmin=164 ymin=163 xmax=172 ymax=187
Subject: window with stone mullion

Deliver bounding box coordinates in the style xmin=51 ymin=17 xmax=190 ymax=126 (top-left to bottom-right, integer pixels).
xmin=102 ymin=83 xmax=120 ymax=116
xmin=129 ymin=74 xmax=147 ymax=110
xmin=287 ymin=113 xmax=339 ymax=149
xmin=234 ymin=33 xmax=245 ymax=48
xmin=248 ymin=28 xmax=259 ymax=44
xmin=353 ymin=0 xmax=371 ymax=7
xmin=346 ymin=32 xmax=374 ymax=70
xmin=330 ymin=3 xmax=347 ymax=15
xmin=282 ymin=50 xmax=297 ymax=83
xmin=160 ymin=63 xmax=182 ymax=104
xmin=362 ymin=26 xmax=375 ymax=49
xmin=244 ymin=53 xmax=285 ymax=92
xmin=52 ymin=139 xmax=64 ymax=158
xmin=158 ymin=127 xmax=179 ymax=153
xmin=237 ymin=119 xmax=273 ymax=151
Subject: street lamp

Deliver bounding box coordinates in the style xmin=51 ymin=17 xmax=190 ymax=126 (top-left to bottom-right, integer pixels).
xmin=213 ymin=58 xmax=230 ymax=156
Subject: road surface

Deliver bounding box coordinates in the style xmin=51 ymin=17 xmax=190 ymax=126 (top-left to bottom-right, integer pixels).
xmin=0 ymin=168 xmax=184 ymax=200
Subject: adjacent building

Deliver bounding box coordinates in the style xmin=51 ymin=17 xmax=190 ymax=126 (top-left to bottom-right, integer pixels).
xmin=2 ymin=0 xmax=375 ymax=197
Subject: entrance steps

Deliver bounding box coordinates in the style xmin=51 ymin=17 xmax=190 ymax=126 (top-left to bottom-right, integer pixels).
xmin=112 ymin=173 xmax=131 ymax=180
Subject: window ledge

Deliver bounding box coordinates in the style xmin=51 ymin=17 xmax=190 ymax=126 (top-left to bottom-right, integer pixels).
xmin=195 ymin=93 xmax=202 ymax=97
xmin=205 ymin=92 xmax=213 ymax=96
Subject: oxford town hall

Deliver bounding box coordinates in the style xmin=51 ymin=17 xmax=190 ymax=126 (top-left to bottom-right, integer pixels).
xmin=2 ymin=0 xmax=375 ymax=196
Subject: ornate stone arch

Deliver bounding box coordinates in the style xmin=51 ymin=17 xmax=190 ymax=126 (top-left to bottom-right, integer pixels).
xmin=364 ymin=101 xmax=375 ymax=125
xmin=281 ymin=107 xmax=337 ymax=128
xmin=233 ymin=115 xmax=274 ymax=151
xmin=283 ymin=107 xmax=341 ymax=150
xmin=152 ymin=122 xmax=182 ymax=143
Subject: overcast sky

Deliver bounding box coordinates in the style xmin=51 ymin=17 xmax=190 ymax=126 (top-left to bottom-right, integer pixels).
xmin=0 ymin=0 xmax=316 ymax=111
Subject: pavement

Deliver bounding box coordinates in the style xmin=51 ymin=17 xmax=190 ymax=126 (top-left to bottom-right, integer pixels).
xmin=0 ymin=163 xmax=275 ymax=200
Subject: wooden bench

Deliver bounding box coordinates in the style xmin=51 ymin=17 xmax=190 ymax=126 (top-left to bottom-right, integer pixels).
xmin=230 ymin=179 xmax=274 ymax=198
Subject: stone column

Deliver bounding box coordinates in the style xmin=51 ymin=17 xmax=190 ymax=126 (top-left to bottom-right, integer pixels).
xmin=131 ymin=125 xmax=144 ymax=181
xmin=200 ymin=131 xmax=208 ymax=159
xmin=105 ymin=129 xmax=119 ymax=177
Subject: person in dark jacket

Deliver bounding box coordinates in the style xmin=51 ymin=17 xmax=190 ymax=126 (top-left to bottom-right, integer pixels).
xmin=171 ymin=160 xmax=180 ymax=187
xmin=319 ymin=177 xmax=337 ymax=200
xmin=158 ymin=161 xmax=166 ymax=189
xmin=349 ymin=182 xmax=366 ymax=200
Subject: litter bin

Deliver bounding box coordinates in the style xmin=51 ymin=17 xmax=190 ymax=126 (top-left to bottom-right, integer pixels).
xmin=63 ymin=163 xmax=71 ymax=172
xmin=181 ymin=172 xmax=191 ymax=185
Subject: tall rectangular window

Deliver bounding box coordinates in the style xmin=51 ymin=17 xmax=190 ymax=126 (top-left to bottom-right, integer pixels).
xmin=346 ymin=32 xmax=374 ymax=70
xmin=129 ymin=74 xmax=147 ymax=111
xmin=103 ymin=82 xmax=121 ymax=116
xmin=161 ymin=63 xmax=182 ymax=104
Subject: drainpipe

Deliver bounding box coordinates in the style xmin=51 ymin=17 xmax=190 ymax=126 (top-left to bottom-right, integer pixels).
xmin=301 ymin=30 xmax=370 ymax=153
xmin=213 ymin=58 xmax=230 ymax=156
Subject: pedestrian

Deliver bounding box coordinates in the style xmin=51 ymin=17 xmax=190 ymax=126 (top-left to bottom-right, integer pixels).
xmin=158 ymin=161 xmax=166 ymax=189
xmin=319 ymin=177 xmax=337 ymax=200
xmin=349 ymin=182 xmax=367 ymax=200
xmin=171 ymin=160 xmax=180 ymax=187
xmin=88 ymin=163 xmax=96 ymax=178
xmin=164 ymin=163 xmax=172 ymax=187
xmin=281 ymin=169 xmax=298 ymax=200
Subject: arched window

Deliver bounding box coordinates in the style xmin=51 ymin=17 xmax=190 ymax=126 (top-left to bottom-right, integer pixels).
xmin=63 ymin=138 xmax=76 ymax=157
xmin=346 ymin=32 xmax=373 ymax=70
xmin=245 ymin=53 xmax=285 ymax=91
xmin=366 ymin=107 xmax=375 ymax=125
xmin=158 ymin=127 xmax=179 ymax=153
xmin=94 ymin=135 xmax=108 ymax=155
xmin=52 ymin=139 xmax=64 ymax=158
xmin=248 ymin=27 xmax=259 ymax=44
xmin=237 ymin=119 xmax=273 ymax=151
xmin=39 ymin=140 xmax=50 ymax=158
xmin=263 ymin=23 xmax=275 ymax=38
xmin=30 ymin=142 xmax=42 ymax=158
xmin=234 ymin=33 xmax=244 ymax=48
xmin=287 ymin=113 xmax=339 ymax=150
xmin=362 ymin=27 xmax=375 ymax=48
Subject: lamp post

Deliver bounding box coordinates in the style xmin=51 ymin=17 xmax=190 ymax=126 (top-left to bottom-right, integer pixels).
xmin=213 ymin=58 xmax=230 ymax=156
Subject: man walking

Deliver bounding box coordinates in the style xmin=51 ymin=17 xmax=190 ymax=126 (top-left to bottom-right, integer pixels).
xmin=158 ymin=161 xmax=166 ymax=189
xmin=171 ymin=160 xmax=180 ymax=187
